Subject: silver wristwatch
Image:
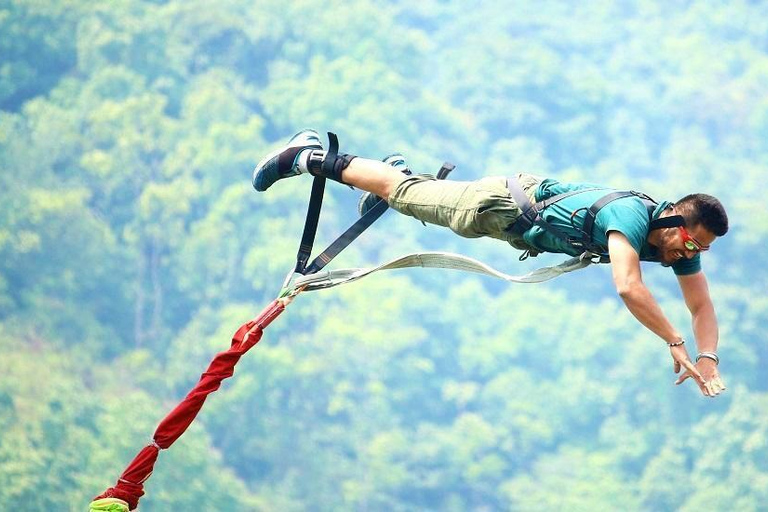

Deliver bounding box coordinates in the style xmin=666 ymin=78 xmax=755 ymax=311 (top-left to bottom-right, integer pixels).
xmin=695 ymin=351 xmax=719 ymax=365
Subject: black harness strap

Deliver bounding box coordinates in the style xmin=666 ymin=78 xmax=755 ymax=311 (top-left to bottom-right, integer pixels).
xmin=436 ymin=162 xmax=455 ymax=180
xmin=321 ymin=132 xmax=340 ymax=177
xmin=304 ymin=198 xmax=390 ymax=275
xmin=505 ymin=177 xmax=537 ymax=235
xmin=294 ymin=133 xmax=342 ymax=273
xmin=582 ymin=192 xmax=685 ymax=252
xmin=580 ymin=191 xmax=637 ymax=252
xmin=293 ymin=132 xmax=457 ymax=276
xmin=296 ymin=176 xmax=326 ymax=273
xmin=506 ymin=178 xmax=600 ymax=250
xmin=506 ymin=179 xmax=604 ymax=236
xmin=649 ymin=214 xmax=685 ymax=230
xmin=505 ymin=177 xmax=687 ymax=262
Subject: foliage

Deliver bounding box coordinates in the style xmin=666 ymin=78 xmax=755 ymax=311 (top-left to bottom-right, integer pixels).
xmin=0 ymin=0 xmax=766 ymax=510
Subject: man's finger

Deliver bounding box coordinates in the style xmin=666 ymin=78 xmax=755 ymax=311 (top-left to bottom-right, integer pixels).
xmin=674 ymin=360 xmax=681 ymax=374
xmin=681 ymin=359 xmax=705 ymax=384
xmin=675 ymin=373 xmax=690 ymax=385
xmin=678 ymin=360 xmax=709 ymax=395
xmin=711 ymin=378 xmax=726 ymax=393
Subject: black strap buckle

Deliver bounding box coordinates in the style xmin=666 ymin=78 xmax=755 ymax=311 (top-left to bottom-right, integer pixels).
xmin=436 ymin=162 xmax=455 ymax=180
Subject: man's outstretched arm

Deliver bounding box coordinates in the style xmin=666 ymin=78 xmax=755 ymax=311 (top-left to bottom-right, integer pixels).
xmin=676 ymin=271 xmax=725 ymax=395
xmin=607 ymin=231 xmax=710 ymax=396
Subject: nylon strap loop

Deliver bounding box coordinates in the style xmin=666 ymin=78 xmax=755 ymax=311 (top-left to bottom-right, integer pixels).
xmin=649 ymin=214 xmax=685 ymax=230
xmin=294 ymin=132 xmax=338 ymax=274
xmin=581 ymin=191 xmax=637 ymax=251
xmin=295 ymin=176 xmax=326 ymax=274
xmin=436 ymin=162 xmax=456 ymax=180
xmin=322 ymin=132 xmax=339 ymax=177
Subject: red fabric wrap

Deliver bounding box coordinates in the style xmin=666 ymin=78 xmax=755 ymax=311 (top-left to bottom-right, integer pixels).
xmin=93 ymin=299 xmax=286 ymax=510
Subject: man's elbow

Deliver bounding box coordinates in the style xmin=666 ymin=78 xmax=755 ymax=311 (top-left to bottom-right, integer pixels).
xmin=689 ymin=300 xmax=716 ymax=318
xmin=615 ymin=279 xmax=644 ymax=299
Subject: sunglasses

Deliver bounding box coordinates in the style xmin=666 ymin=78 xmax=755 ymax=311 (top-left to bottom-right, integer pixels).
xmin=678 ymin=226 xmax=709 ymax=252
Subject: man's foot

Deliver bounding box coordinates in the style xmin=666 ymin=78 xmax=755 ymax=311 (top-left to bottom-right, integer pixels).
xmin=252 ymin=129 xmax=323 ymax=191
xmin=357 ymin=153 xmax=411 ymax=216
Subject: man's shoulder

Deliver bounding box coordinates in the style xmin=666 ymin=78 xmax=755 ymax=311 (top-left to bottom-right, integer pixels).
xmin=538 ymin=177 xmax=607 ymax=197
xmin=599 ymin=195 xmax=652 ymax=217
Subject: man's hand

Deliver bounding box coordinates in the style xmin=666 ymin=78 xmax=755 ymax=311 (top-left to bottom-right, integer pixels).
xmin=673 ymin=349 xmax=725 ymax=396
xmin=669 ymin=344 xmax=708 ymax=395
xmin=676 ymin=272 xmax=723 ymax=397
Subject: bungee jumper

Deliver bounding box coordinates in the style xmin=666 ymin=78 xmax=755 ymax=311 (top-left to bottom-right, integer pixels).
xmin=252 ymin=129 xmax=728 ymax=400
xmin=90 ymin=129 xmax=728 ymax=511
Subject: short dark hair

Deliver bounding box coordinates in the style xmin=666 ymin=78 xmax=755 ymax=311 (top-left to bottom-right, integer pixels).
xmin=675 ymin=194 xmax=729 ymax=236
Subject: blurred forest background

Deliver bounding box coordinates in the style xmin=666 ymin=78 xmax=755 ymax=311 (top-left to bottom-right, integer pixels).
xmin=1 ymin=0 xmax=767 ymax=510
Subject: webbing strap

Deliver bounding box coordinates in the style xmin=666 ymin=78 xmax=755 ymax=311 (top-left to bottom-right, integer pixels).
xmin=506 ymin=178 xmax=689 ymax=260
xmin=295 ymin=176 xmax=326 ymax=273
xmin=506 ymin=178 xmax=604 ymax=236
xmin=649 ymin=214 xmax=685 ymax=230
xmin=505 ymin=177 xmax=537 ymax=235
xmin=580 ymin=191 xmax=637 ymax=250
xmin=287 ymin=251 xmax=595 ymax=293
xmin=535 ymin=187 xmax=604 ymax=212
xmin=582 ymin=192 xmax=686 ymax=253
xmin=282 ymin=166 xmax=598 ymax=296
xmin=294 ymin=133 xmax=341 ymax=273
xmin=436 ymin=162 xmax=455 ymax=180
xmin=322 ymin=132 xmax=339 ymax=177
xmin=294 ymin=133 xmax=458 ymax=277
xmin=304 ymin=197 xmax=390 ymax=275
xmin=294 ymin=133 xmax=341 ymax=275
xmin=505 ymin=178 xmax=592 ymax=249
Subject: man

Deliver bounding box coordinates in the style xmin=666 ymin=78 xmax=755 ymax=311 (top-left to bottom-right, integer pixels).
xmin=252 ymin=130 xmax=728 ymax=398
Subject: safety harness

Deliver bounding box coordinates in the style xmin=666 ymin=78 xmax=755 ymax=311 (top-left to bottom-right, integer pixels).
xmin=505 ymin=178 xmax=686 ymax=263
xmin=284 ymin=132 xmax=456 ymax=286
xmin=279 ymin=133 xmax=602 ymax=295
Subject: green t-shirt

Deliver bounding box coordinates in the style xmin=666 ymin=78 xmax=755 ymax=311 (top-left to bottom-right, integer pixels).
xmin=522 ymin=178 xmax=701 ymax=276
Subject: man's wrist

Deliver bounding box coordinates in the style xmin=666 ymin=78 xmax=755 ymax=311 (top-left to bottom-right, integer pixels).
xmin=666 ymin=337 xmax=685 ymax=347
xmin=696 ymin=351 xmax=719 ymax=365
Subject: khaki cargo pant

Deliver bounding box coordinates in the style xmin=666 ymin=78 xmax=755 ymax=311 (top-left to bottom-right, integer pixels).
xmin=386 ymin=173 xmax=543 ymax=252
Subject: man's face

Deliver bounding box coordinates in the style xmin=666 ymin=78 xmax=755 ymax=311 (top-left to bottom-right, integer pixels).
xmin=657 ymin=223 xmax=717 ymax=266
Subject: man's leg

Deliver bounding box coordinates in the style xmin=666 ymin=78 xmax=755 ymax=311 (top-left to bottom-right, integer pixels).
xmin=251 ymin=130 xmax=531 ymax=243
xmin=328 ymin=155 xmax=489 ymax=237
xmin=340 ymin=157 xmax=409 ymax=199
